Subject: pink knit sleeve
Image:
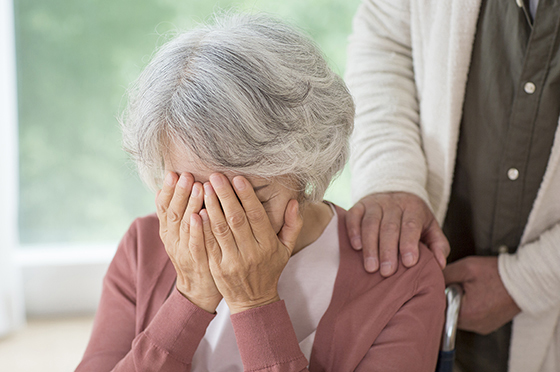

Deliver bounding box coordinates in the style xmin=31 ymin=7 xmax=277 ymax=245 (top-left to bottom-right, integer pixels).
xmin=355 ymin=256 xmax=446 ymax=372
xmin=75 ymin=222 xmax=215 ymax=372
xmin=230 ymin=300 xmax=310 ymax=372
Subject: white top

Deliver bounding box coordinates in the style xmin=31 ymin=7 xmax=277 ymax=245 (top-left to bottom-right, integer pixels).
xmin=191 ymin=204 xmax=340 ymax=371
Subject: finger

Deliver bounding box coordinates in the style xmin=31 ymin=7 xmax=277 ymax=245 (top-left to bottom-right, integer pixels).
xmin=183 ymin=182 xmax=204 ymax=235
xmin=155 ymin=172 xmax=179 ymax=235
xmin=399 ymin=208 xmax=423 ymax=267
xmin=277 ymin=200 xmax=303 ymax=254
xmin=167 ymin=173 xmax=194 ymax=244
xmin=188 ymin=213 xmax=208 ymax=264
xmin=346 ymin=202 xmax=365 ymax=250
xmin=200 ymin=209 xmax=222 ymax=264
xmin=378 ymin=207 xmax=402 ymax=277
xmin=203 ymin=182 xmax=238 ymax=258
xmin=422 ymin=219 xmax=450 ymax=269
xmin=361 ymin=203 xmax=383 ymax=273
xmin=231 ymin=176 xmax=276 ymax=241
xmin=209 ymin=173 xmax=254 ymax=243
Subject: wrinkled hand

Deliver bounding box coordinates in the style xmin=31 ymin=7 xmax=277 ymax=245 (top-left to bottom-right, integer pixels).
xmin=156 ymin=172 xmax=222 ymax=313
xmin=346 ymin=192 xmax=449 ymax=276
xmin=201 ymin=173 xmax=302 ymax=314
xmin=444 ymin=256 xmax=521 ymax=335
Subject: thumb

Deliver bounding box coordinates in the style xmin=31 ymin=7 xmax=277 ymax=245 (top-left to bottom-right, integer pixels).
xmin=443 ymin=259 xmax=470 ymax=285
xmin=278 ymin=200 xmax=303 ymax=254
xmin=422 ymin=219 xmax=450 ymax=269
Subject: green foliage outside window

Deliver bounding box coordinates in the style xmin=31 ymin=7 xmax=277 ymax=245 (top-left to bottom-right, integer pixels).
xmin=15 ymin=0 xmax=359 ymax=244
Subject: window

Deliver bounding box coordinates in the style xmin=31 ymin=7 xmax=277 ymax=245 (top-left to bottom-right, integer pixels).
xmin=10 ymin=0 xmax=359 ymax=315
xmin=1 ymin=0 xmax=24 ymax=336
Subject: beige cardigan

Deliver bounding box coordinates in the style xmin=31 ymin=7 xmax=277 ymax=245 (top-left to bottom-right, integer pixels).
xmin=346 ymin=1 xmax=560 ymax=371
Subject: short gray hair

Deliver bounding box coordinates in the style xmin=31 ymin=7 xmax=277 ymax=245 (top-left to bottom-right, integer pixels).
xmin=122 ymin=12 xmax=354 ymax=202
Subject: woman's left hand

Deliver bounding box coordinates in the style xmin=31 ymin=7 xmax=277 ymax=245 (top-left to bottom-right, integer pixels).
xmin=201 ymin=173 xmax=302 ymax=314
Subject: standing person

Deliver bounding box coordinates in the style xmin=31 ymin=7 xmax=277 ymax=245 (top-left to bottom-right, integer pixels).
xmin=345 ymin=1 xmax=560 ymax=372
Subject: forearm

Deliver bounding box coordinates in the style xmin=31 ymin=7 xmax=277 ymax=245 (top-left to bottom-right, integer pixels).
xmin=231 ymin=300 xmax=309 ymax=372
xmin=498 ymin=222 xmax=560 ymax=315
xmin=346 ymin=0 xmax=428 ymax=204
xmin=77 ymin=289 xmax=215 ymax=372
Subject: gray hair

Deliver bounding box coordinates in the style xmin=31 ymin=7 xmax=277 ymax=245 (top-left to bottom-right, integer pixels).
xmin=122 ymin=12 xmax=354 ymax=202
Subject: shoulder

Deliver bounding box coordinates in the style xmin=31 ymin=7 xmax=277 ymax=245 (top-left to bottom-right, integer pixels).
xmin=124 ymin=213 xmax=160 ymax=241
xmin=312 ymin=206 xmax=445 ymax=369
xmin=120 ymin=213 xmax=161 ymax=251
xmin=113 ymin=213 xmax=167 ymax=272
xmin=333 ymin=205 xmax=445 ymax=308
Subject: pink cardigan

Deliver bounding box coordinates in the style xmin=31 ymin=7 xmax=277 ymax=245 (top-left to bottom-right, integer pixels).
xmin=76 ymin=206 xmax=445 ymax=372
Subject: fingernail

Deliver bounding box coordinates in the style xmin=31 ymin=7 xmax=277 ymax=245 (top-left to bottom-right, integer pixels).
xmin=209 ymin=174 xmax=223 ymax=187
xmin=178 ymin=175 xmax=188 ymax=188
xmin=403 ymin=253 xmax=415 ymax=267
xmin=365 ymin=257 xmax=378 ymax=273
xmin=165 ymin=172 xmax=175 ymax=186
xmin=380 ymin=261 xmax=393 ymax=276
xmin=204 ymin=182 xmax=214 ymax=196
xmin=351 ymin=237 xmax=362 ymax=250
xmin=233 ymin=177 xmax=245 ymax=190
xmin=191 ymin=183 xmax=200 ymax=197
xmin=438 ymin=255 xmax=447 ymax=269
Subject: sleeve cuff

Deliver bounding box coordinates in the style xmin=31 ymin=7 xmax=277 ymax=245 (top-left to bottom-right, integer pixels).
xmin=351 ymin=179 xmax=432 ymax=213
xmin=498 ymin=224 xmax=560 ymax=315
xmin=144 ymin=288 xmax=215 ymax=364
xmin=230 ymin=300 xmax=308 ymax=371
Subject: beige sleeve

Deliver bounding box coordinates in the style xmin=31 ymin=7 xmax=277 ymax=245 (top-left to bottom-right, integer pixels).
xmin=346 ymin=0 xmax=430 ymax=206
xmin=498 ymin=223 xmax=560 ymax=315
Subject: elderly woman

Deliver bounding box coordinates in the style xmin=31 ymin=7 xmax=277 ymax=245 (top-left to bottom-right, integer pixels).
xmin=76 ymin=13 xmax=445 ymax=372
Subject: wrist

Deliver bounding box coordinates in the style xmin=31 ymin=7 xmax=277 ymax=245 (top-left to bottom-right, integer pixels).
xmin=227 ymin=294 xmax=281 ymax=314
xmin=176 ymin=286 xmax=222 ymax=314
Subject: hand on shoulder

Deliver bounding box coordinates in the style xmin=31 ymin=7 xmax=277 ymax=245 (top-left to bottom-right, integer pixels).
xmin=346 ymin=192 xmax=449 ymax=276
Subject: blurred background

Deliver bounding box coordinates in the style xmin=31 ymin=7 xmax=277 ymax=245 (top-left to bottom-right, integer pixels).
xmin=0 ymin=0 xmax=360 ymax=369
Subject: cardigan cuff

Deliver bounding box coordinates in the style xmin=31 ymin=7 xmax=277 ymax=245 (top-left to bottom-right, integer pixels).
xmin=498 ymin=224 xmax=560 ymax=315
xmin=350 ymin=178 xmax=432 ymax=217
xmin=144 ymin=288 xmax=215 ymax=364
xmin=231 ymin=300 xmax=308 ymax=371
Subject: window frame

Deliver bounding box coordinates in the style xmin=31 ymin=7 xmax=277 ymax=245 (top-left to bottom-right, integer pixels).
xmin=1 ymin=0 xmax=25 ymax=333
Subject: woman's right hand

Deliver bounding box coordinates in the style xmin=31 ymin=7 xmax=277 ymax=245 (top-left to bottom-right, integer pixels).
xmin=156 ymin=172 xmax=222 ymax=313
